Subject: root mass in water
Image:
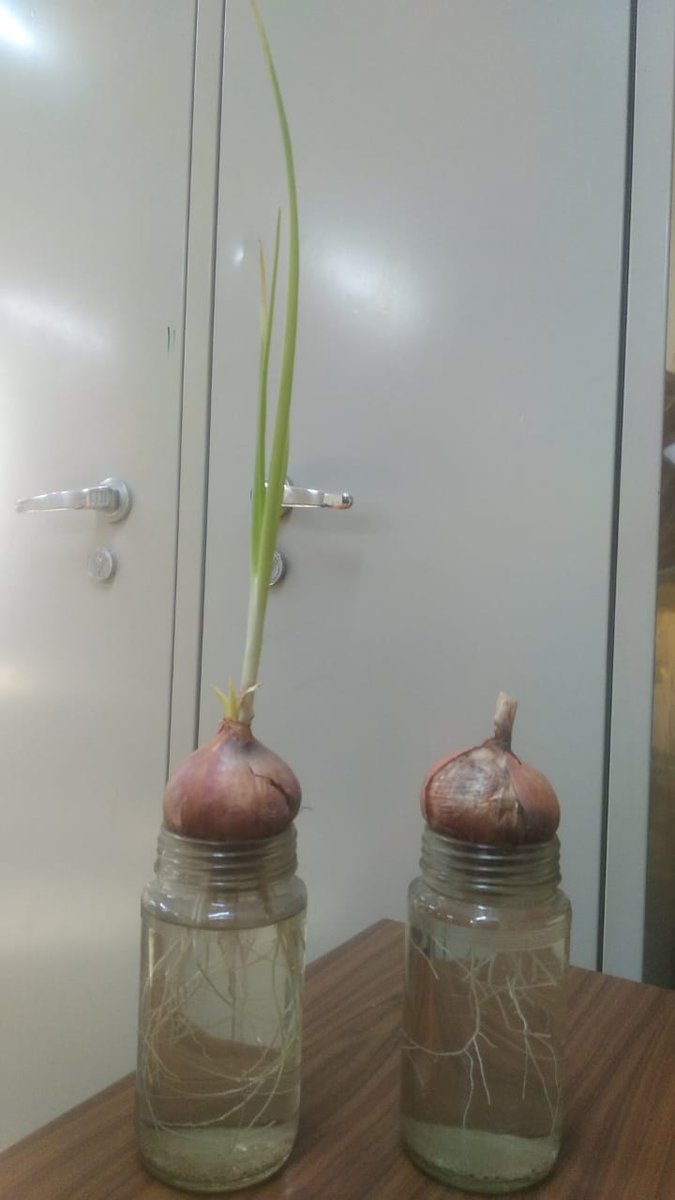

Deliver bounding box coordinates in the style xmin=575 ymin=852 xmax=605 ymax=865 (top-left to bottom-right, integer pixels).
xmin=402 ymin=925 xmax=566 ymax=1193
xmin=136 ymin=912 xmax=304 ymax=1193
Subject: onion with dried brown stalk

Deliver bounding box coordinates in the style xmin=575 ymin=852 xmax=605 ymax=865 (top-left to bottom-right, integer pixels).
xmin=402 ymin=694 xmax=568 ymax=1190
xmin=421 ymin=691 xmax=560 ymax=845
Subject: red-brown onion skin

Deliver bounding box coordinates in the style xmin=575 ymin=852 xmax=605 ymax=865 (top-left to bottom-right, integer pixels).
xmin=421 ymin=735 xmax=560 ymax=846
xmin=163 ymin=718 xmax=301 ymax=841
xmin=507 ymin=755 xmax=560 ymax=842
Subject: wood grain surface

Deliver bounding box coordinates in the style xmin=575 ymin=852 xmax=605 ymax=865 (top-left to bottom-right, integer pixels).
xmin=1 ymin=919 xmax=674 ymax=1199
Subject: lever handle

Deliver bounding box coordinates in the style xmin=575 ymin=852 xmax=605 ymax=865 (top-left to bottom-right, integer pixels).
xmin=282 ymin=483 xmax=353 ymax=511
xmin=16 ymin=477 xmax=132 ymax=522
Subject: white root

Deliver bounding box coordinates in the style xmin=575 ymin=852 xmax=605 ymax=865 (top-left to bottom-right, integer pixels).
xmin=138 ymin=887 xmax=303 ymax=1146
xmin=402 ymin=937 xmax=564 ymax=1133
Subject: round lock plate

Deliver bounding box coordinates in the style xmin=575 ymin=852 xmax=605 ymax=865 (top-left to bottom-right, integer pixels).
xmin=269 ymin=549 xmax=287 ymax=587
xmin=87 ymin=546 xmax=117 ymax=582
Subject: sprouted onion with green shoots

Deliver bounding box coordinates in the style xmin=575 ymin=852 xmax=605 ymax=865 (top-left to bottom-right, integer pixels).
xmin=164 ymin=0 xmax=301 ymax=843
xmin=136 ymin=13 xmax=306 ymax=1193
xmin=421 ymin=692 xmax=560 ymax=845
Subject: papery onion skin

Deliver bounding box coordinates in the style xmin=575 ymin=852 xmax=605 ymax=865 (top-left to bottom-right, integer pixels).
xmin=163 ymin=718 xmax=301 ymax=841
xmin=421 ymin=693 xmax=560 ymax=845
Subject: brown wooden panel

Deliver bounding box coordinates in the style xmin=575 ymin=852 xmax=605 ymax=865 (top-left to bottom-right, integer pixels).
xmin=1 ymin=920 xmax=674 ymax=1199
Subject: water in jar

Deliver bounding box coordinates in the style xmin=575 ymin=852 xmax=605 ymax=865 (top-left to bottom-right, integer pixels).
xmin=136 ymin=910 xmax=305 ymax=1193
xmin=401 ymin=912 xmax=567 ymax=1194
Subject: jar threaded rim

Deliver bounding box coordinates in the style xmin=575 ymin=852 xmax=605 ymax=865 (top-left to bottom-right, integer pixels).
xmin=155 ymin=823 xmax=297 ymax=888
xmin=420 ymin=825 xmax=561 ymax=898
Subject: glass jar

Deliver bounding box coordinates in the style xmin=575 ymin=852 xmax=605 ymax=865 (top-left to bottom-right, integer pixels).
xmin=135 ymin=824 xmax=307 ymax=1193
xmin=401 ymin=827 xmax=571 ymax=1194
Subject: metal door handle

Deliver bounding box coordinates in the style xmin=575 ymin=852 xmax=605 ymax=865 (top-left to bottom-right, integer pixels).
xmin=280 ymin=481 xmax=353 ymax=512
xmin=260 ymin=479 xmax=353 ymax=589
xmin=16 ymin=477 xmax=132 ymax=522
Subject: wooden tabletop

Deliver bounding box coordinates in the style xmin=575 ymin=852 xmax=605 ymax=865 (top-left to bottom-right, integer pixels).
xmin=1 ymin=919 xmax=674 ymax=1200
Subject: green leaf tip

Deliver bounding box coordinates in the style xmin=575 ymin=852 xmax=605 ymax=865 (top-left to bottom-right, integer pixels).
xmin=212 ymin=681 xmax=240 ymax=721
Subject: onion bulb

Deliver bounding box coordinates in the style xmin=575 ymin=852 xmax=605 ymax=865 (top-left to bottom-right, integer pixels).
xmin=421 ymin=693 xmax=560 ymax=845
xmin=163 ymin=718 xmax=301 ymax=841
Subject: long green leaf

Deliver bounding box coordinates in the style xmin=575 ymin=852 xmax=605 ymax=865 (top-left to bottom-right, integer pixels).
xmin=251 ymin=210 xmax=281 ymax=571
xmin=250 ymin=246 xmax=268 ymax=570
xmin=239 ymin=0 xmax=300 ymax=724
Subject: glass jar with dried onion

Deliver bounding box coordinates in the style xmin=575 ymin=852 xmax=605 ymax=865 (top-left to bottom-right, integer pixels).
xmin=401 ymin=694 xmax=571 ymax=1194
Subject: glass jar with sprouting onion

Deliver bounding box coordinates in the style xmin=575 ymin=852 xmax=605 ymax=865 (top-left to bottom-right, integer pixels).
xmin=135 ymin=824 xmax=306 ymax=1193
xmin=401 ymin=694 xmax=571 ymax=1194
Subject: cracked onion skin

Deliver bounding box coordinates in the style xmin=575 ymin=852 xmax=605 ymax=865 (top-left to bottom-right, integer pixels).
xmin=421 ymin=693 xmax=560 ymax=845
xmin=163 ymin=718 xmax=301 ymax=841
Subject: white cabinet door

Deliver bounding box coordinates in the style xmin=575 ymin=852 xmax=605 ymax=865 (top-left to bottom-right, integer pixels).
xmin=202 ymin=2 xmax=632 ymax=968
xmin=604 ymin=0 xmax=675 ymax=982
xmin=0 ymin=1 xmax=197 ymax=1146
